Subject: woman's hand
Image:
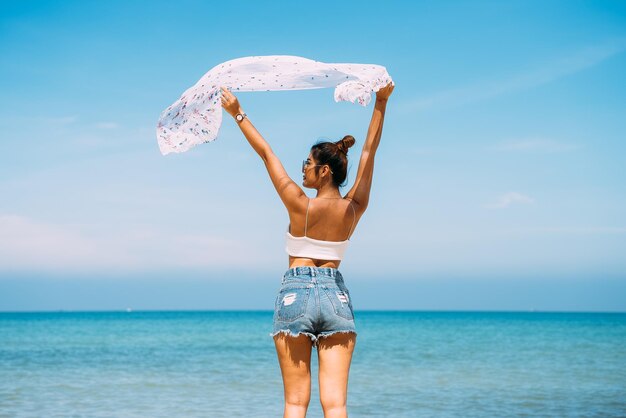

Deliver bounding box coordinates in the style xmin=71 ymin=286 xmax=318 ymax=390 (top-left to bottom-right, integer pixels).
xmin=220 ymin=86 xmax=242 ymax=118
xmin=375 ymin=82 xmax=395 ymax=101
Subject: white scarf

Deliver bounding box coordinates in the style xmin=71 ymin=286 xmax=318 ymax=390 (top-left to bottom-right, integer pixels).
xmin=156 ymin=55 xmax=394 ymax=155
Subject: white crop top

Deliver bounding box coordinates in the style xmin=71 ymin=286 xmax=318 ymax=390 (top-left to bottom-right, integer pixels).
xmin=285 ymin=199 xmax=356 ymax=261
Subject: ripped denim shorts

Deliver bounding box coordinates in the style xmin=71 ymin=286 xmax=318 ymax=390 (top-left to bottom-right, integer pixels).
xmin=270 ymin=266 xmax=356 ymax=346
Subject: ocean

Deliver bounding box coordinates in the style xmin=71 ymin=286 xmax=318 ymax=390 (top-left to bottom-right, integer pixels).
xmin=1 ymin=311 xmax=624 ymax=417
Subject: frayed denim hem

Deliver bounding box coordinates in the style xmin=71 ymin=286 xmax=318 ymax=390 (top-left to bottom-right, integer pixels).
xmin=270 ymin=329 xmax=356 ymax=347
xmin=270 ymin=329 xmax=318 ymax=344
xmin=317 ymin=329 xmax=357 ymax=340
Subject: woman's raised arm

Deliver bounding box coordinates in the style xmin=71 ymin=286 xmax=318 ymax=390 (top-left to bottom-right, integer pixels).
xmin=220 ymin=87 xmax=306 ymax=212
xmin=344 ymin=83 xmax=394 ymax=210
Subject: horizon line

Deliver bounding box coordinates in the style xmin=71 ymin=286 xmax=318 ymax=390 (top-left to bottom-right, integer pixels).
xmin=1 ymin=309 xmax=624 ymax=314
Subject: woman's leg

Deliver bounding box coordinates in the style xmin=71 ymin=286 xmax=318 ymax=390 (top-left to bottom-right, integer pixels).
xmin=274 ymin=333 xmax=314 ymax=418
xmin=317 ymin=332 xmax=356 ymax=418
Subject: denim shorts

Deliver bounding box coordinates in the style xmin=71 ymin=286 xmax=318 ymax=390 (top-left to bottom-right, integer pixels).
xmin=270 ymin=266 xmax=356 ymax=346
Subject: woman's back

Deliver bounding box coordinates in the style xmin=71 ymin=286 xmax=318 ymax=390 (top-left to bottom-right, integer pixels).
xmin=288 ymin=197 xmax=358 ymax=242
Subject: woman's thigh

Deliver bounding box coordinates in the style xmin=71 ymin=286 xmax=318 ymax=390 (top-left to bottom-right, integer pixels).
xmin=317 ymin=332 xmax=356 ymax=408
xmin=274 ymin=333 xmax=314 ymax=404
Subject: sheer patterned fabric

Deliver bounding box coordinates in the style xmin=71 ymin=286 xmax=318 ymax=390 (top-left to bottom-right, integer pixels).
xmin=156 ymin=55 xmax=394 ymax=155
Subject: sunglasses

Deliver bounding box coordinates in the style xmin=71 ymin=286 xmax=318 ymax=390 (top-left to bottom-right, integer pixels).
xmin=302 ymin=160 xmax=333 ymax=174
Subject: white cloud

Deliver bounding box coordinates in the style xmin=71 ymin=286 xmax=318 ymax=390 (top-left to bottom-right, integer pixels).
xmin=488 ymin=137 xmax=581 ymax=153
xmin=401 ymin=39 xmax=626 ymax=112
xmin=0 ymin=214 xmax=107 ymax=269
xmin=0 ymin=214 xmax=268 ymax=273
xmin=484 ymin=192 xmax=535 ymax=209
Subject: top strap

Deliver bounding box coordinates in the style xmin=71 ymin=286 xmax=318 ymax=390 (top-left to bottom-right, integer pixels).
xmin=304 ymin=198 xmax=311 ymax=237
xmin=346 ymin=201 xmax=356 ymax=240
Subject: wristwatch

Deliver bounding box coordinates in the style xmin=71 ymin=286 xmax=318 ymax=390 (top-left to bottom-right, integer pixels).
xmin=235 ymin=112 xmax=247 ymax=123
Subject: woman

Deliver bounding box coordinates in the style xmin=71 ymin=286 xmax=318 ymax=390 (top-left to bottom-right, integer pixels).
xmin=220 ymin=82 xmax=394 ymax=418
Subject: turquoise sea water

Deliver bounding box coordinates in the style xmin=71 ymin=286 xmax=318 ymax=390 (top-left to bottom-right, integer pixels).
xmin=1 ymin=311 xmax=625 ymax=417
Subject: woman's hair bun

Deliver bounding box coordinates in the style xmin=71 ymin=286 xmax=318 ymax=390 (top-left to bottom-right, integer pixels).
xmin=335 ymin=135 xmax=356 ymax=155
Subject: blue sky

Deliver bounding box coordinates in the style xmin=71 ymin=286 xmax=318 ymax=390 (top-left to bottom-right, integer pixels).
xmin=1 ymin=0 xmax=625 ymax=311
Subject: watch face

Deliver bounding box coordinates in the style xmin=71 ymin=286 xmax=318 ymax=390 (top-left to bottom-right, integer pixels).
xmin=236 ymin=114 xmax=243 ymax=121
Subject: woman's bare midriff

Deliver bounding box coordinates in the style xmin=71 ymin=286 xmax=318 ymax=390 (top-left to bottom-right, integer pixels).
xmin=289 ymin=256 xmax=340 ymax=269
